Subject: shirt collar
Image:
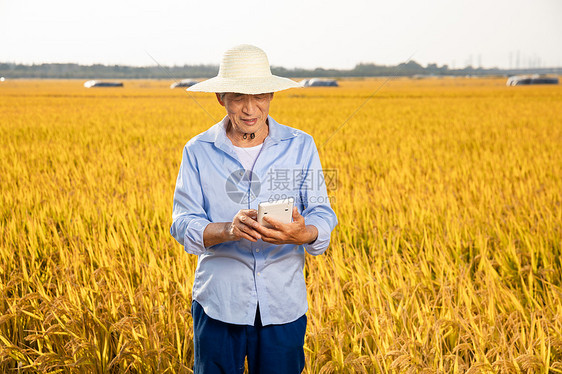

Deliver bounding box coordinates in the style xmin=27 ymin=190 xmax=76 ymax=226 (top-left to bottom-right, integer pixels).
xmin=197 ymin=115 xmax=299 ymax=148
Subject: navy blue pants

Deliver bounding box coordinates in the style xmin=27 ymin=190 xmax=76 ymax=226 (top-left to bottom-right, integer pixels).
xmin=191 ymin=301 xmax=307 ymax=374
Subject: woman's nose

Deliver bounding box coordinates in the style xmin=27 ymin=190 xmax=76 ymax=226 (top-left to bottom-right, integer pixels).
xmin=242 ymin=97 xmax=256 ymax=113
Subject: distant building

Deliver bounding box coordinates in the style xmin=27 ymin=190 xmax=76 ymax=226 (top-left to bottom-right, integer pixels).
xmin=300 ymin=78 xmax=339 ymax=87
xmin=84 ymin=80 xmax=124 ymax=88
xmin=506 ymin=75 xmax=558 ymax=86
xmin=170 ymin=79 xmax=199 ymax=88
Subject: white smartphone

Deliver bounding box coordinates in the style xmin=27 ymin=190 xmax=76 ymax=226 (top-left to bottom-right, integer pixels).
xmin=257 ymin=198 xmax=294 ymax=228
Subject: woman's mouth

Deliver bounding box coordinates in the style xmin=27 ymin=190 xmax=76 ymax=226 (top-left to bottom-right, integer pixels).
xmin=242 ymin=118 xmax=257 ymax=126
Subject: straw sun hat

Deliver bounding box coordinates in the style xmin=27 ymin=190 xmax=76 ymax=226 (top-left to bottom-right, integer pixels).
xmin=187 ymin=44 xmax=300 ymax=95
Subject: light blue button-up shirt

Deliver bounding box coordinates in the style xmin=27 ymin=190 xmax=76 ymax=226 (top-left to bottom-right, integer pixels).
xmin=170 ymin=115 xmax=338 ymax=326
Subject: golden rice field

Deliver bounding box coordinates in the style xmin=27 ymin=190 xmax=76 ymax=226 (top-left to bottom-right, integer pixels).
xmin=1 ymin=77 xmax=561 ymax=373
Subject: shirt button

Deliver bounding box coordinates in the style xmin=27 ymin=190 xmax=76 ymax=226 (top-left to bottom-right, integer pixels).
xmin=256 ymin=249 xmax=260 ymax=252
xmin=257 ymin=272 xmax=261 ymax=276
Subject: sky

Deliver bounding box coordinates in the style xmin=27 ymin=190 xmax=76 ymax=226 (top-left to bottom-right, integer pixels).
xmin=1 ymin=0 xmax=561 ymax=70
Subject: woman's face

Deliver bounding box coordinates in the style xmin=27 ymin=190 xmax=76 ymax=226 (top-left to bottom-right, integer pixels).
xmin=217 ymin=93 xmax=273 ymax=136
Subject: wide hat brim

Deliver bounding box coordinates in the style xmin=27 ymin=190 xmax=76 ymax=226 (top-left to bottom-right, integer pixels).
xmin=186 ymin=75 xmax=300 ymax=95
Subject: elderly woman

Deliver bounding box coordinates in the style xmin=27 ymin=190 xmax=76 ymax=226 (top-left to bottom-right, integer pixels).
xmin=170 ymin=44 xmax=337 ymax=374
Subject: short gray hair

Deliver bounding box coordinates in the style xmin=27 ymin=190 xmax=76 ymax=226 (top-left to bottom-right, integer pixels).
xmin=218 ymin=92 xmax=273 ymax=100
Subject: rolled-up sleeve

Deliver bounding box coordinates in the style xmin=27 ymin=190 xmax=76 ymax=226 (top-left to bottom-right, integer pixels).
xmin=300 ymin=139 xmax=338 ymax=256
xmin=170 ymin=144 xmax=210 ymax=255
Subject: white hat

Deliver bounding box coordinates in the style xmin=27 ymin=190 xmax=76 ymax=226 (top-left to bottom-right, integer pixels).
xmin=187 ymin=44 xmax=300 ymax=95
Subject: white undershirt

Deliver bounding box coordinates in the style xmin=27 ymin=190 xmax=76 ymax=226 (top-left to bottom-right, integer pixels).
xmin=233 ymin=143 xmax=264 ymax=170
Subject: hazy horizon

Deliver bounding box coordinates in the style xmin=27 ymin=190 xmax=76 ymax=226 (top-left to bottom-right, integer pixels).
xmin=2 ymin=59 xmax=562 ymax=71
xmin=2 ymin=0 xmax=561 ymax=70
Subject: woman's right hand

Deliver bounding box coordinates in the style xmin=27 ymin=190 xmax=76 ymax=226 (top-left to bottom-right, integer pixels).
xmin=229 ymin=209 xmax=260 ymax=242
xmin=203 ymin=209 xmax=260 ymax=247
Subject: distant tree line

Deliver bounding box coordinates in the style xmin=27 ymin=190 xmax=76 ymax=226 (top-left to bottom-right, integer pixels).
xmin=0 ymin=61 xmax=560 ymax=79
xmin=0 ymin=63 xmax=219 ymax=79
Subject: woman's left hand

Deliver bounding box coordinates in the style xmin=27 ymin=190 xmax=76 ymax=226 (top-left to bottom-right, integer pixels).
xmin=252 ymin=207 xmax=318 ymax=245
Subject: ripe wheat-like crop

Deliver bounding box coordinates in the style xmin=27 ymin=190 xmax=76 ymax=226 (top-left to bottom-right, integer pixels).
xmin=1 ymin=78 xmax=561 ymax=373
